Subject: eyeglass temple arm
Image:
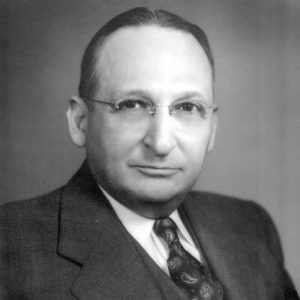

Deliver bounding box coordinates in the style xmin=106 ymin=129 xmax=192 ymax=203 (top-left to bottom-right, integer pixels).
xmin=82 ymin=96 xmax=116 ymax=108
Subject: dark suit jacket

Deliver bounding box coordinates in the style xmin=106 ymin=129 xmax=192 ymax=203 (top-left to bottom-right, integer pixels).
xmin=0 ymin=162 xmax=299 ymax=299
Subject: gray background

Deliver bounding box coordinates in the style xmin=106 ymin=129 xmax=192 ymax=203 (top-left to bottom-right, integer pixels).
xmin=1 ymin=0 xmax=300 ymax=290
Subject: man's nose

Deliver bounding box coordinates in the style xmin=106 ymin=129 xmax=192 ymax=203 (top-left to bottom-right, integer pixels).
xmin=143 ymin=108 xmax=176 ymax=156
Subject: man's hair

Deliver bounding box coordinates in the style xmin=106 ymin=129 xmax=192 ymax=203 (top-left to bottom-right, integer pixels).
xmin=79 ymin=7 xmax=215 ymax=99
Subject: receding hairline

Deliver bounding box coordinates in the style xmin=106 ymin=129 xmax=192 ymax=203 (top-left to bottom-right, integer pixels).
xmin=93 ymin=24 xmax=213 ymax=91
xmin=79 ymin=7 xmax=215 ymax=100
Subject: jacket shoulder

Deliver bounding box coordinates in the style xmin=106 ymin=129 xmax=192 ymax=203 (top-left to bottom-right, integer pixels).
xmin=186 ymin=191 xmax=284 ymax=260
xmin=186 ymin=190 xmax=270 ymax=219
xmin=0 ymin=188 xmax=63 ymax=234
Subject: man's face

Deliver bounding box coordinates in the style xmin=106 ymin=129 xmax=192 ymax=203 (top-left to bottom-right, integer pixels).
xmin=85 ymin=26 xmax=216 ymax=217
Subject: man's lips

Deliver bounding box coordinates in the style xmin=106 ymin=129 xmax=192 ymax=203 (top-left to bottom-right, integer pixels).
xmin=131 ymin=165 xmax=181 ymax=177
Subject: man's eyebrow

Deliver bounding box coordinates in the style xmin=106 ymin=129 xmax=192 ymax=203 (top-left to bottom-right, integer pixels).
xmin=175 ymin=92 xmax=206 ymax=101
xmin=114 ymin=89 xmax=151 ymax=99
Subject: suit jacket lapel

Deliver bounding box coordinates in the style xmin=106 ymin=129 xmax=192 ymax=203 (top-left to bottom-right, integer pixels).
xmin=57 ymin=162 xmax=168 ymax=300
xmin=181 ymin=193 xmax=271 ymax=300
xmin=70 ymin=219 xmax=166 ymax=300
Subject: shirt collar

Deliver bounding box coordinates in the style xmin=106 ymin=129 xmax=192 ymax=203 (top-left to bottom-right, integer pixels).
xmin=169 ymin=210 xmax=195 ymax=245
xmin=99 ymin=186 xmax=195 ymax=247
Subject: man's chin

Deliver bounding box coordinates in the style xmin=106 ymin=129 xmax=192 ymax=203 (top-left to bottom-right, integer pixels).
xmin=123 ymin=184 xmax=181 ymax=202
xmin=112 ymin=185 xmax=187 ymax=218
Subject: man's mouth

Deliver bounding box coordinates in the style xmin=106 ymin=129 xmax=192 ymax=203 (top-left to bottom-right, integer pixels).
xmin=132 ymin=165 xmax=181 ymax=177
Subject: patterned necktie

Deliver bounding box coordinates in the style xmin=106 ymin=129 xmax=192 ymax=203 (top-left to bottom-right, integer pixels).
xmin=154 ymin=217 xmax=223 ymax=300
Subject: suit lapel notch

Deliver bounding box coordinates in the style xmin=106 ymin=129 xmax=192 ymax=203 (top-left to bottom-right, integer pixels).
xmin=57 ymin=161 xmax=114 ymax=264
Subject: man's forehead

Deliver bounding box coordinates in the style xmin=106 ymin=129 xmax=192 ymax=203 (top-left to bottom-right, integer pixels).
xmin=94 ymin=25 xmax=212 ymax=84
xmin=100 ymin=25 xmax=196 ymax=47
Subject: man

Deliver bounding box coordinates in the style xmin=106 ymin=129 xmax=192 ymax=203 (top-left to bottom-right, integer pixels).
xmin=0 ymin=7 xmax=298 ymax=300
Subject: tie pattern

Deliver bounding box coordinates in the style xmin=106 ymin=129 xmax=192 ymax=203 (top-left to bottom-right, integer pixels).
xmin=154 ymin=217 xmax=223 ymax=300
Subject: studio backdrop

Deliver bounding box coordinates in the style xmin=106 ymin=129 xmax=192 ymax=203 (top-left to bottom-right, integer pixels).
xmin=1 ymin=0 xmax=300 ymax=290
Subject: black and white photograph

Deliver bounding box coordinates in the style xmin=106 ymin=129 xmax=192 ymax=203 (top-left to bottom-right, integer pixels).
xmin=1 ymin=0 xmax=299 ymax=299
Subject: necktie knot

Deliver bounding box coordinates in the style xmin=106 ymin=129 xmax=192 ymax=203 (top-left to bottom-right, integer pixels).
xmin=154 ymin=217 xmax=179 ymax=246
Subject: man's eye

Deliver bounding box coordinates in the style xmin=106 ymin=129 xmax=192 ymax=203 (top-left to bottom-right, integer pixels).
xmin=174 ymin=102 xmax=205 ymax=113
xmin=116 ymin=99 xmax=147 ymax=110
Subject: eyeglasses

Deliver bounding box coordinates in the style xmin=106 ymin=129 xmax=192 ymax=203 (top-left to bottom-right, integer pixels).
xmin=82 ymin=96 xmax=218 ymax=131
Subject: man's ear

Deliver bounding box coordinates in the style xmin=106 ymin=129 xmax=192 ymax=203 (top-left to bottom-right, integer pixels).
xmin=66 ymin=96 xmax=88 ymax=148
xmin=207 ymin=110 xmax=218 ymax=153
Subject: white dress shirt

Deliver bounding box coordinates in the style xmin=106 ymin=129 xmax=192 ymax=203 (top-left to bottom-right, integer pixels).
xmin=100 ymin=187 xmax=202 ymax=276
